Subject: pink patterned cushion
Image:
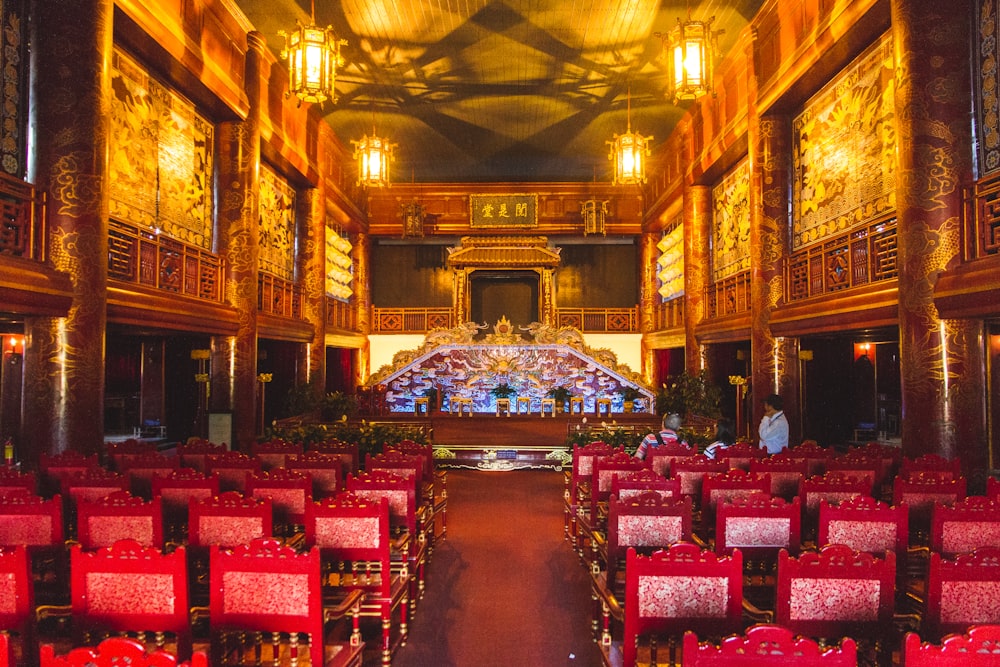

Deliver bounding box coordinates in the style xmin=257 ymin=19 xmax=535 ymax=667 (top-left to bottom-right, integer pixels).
xmin=315 ymin=516 xmax=380 ymax=549
xmin=579 ymin=458 xmax=594 ymax=477
xmin=709 ymin=488 xmax=761 ymax=507
xmin=260 ymin=488 xmax=307 ymax=514
xmin=87 ymin=516 xmax=153 ymax=547
xmin=0 ymin=515 xmax=53 ymax=545
xmin=198 ymin=516 xmax=264 ymax=545
xmin=0 ymin=576 xmax=14 ymax=613
xmin=789 ymin=578 xmax=880 ymax=621
xmin=85 ymin=572 xmax=176 ymax=614
xmin=901 ymin=492 xmax=958 ymax=512
xmin=638 ymin=575 xmax=728 ymax=618
xmin=807 ymin=492 xmax=861 ymax=512
xmin=677 ymin=473 xmax=703 ymax=496
xmin=724 ymin=517 xmax=790 ymax=548
xmin=160 ymin=487 xmax=212 ymax=508
xmin=618 ymin=515 xmax=683 ymax=547
xmin=941 ymin=521 xmax=1000 ymax=554
xmin=354 ymin=490 xmax=407 ymax=518
xmin=828 ymin=520 xmax=897 ymax=553
xmin=221 ymin=571 xmax=309 ymax=617
xmin=941 ymin=581 xmax=1000 ymax=624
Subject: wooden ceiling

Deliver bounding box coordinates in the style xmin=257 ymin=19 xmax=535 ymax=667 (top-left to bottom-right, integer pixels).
xmin=236 ymin=0 xmax=765 ymax=183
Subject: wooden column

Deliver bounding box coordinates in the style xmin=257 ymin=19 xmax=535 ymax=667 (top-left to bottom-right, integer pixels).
xmin=24 ymin=0 xmax=113 ymax=459
xmin=892 ymin=0 xmax=985 ymax=473
xmin=216 ymin=31 xmax=265 ymax=450
xmin=297 ymin=187 xmax=326 ymax=398
xmin=638 ymin=231 xmax=659 ymax=384
xmin=683 ymin=185 xmax=711 ymax=374
xmin=353 ymin=231 xmax=372 ymax=384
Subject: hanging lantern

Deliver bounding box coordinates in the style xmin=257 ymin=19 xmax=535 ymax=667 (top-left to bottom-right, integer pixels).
xmin=581 ymin=200 xmax=608 ymax=236
xmin=400 ymin=200 xmax=426 ymax=238
xmin=661 ymin=14 xmax=721 ymax=104
xmin=279 ymin=13 xmax=346 ymax=106
xmin=353 ymin=130 xmax=395 ymax=188
xmin=608 ymin=90 xmax=652 ymax=185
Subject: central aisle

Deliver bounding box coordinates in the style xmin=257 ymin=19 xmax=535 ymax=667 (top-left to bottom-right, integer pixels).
xmin=390 ymin=469 xmax=604 ymax=667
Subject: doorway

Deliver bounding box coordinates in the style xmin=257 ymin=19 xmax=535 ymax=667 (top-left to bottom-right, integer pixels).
xmin=469 ymin=270 xmax=539 ymax=335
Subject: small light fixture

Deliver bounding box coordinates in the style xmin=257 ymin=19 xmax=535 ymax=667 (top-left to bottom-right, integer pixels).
xmin=608 ymin=89 xmax=652 ymax=185
xmin=581 ymin=199 xmax=608 ymax=236
xmin=659 ymin=10 xmax=722 ymax=104
xmin=279 ymin=0 xmax=346 ymax=106
xmin=401 ymin=200 xmax=426 ymax=238
xmin=353 ymin=120 xmax=396 ymax=188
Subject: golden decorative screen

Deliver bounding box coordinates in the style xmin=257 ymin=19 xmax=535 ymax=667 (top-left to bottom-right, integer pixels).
xmin=712 ymin=158 xmax=751 ymax=282
xmin=258 ymin=164 xmax=296 ymax=281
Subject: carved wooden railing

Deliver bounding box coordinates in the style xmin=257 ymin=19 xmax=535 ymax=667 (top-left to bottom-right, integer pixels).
xmin=0 ymin=172 xmax=45 ymax=261
xmin=785 ymin=217 xmax=897 ymax=302
xmin=372 ymin=308 xmax=454 ymax=333
xmin=108 ymin=220 xmax=223 ymax=302
xmin=327 ymin=297 xmax=358 ymax=331
xmin=258 ymin=273 xmax=301 ymax=318
xmin=651 ymin=297 xmax=684 ymax=331
xmin=706 ymin=270 xmax=752 ymax=318
xmin=556 ymin=307 xmax=638 ymax=332
xmin=973 ymin=171 xmax=1000 ymax=258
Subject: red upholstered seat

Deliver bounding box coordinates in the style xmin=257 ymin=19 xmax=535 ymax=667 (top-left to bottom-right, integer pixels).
xmin=924 ymin=547 xmax=1000 ymax=640
xmin=682 ymin=624 xmax=857 ymax=666
xmin=817 ymin=495 xmax=909 ymax=558
xmin=930 ymin=495 xmax=1000 ymax=557
xmin=39 ymin=637 xmax=208 ymax=667
xmin=750 ymin=454 xmax=808 ymax=501
xmin=901 ymin=625 xmax=1000 ymax=666
xmin=69 ymin=540 xmax=191 ymax=660
xmin=246 ymin=467 xmax=312 ymax=535
xmin=75 ymin=491 xmax=163 ymax=550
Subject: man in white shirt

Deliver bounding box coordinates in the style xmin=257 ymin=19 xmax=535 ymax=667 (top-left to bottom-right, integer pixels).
xmin=758 ymin=393 xmax=789 ymax=454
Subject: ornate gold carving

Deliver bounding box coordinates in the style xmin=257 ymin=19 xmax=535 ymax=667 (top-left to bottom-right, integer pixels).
xmin=712 ymin=158 xmax=751 ymax=281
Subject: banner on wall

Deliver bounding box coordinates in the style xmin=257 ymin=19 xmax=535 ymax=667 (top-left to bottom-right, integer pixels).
xmin=469 ymin=194 xmax=538 ymax=228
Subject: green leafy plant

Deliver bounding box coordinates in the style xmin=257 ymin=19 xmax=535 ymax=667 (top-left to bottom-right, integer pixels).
xmin=621 ymin=386 xmax=643 ymax=402
xmin=655 ymin=370 xmax=722 ymax=420
xmin=490 ymin=383 xmax=516 ymax=399
xmin=565 ymin=423 xmax=645 ymax=454
xmin=547 ymin=386 xmax=573 ymax=410
xmin=320 ymin=391 xmax=358 ymax=422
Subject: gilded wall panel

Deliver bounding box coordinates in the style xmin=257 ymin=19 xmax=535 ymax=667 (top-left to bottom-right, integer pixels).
xmin=109 ymin=49 xmax=213 ymax=249
xmin=977 ymin=0 xmax=1000 ymax=173
xmin=258 ymin=164 xmax=295 ymax=281
xmin=792 ymin=33 xmax=896 ymax=250
xmin=0 ymin=0 xmax=26 ymax=177
xmin=712 ymin=158 xmax=751 ymax=282
xmin=656 ymin=216 xmax=684 ymax=300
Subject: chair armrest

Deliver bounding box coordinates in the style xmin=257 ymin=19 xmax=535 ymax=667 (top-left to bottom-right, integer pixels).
xmin=189 ymin=605 xmax=210 ymax=625
xmin=689 ymin=533 xmax=710 ymax=550
xmin=36 ymin=604 xmax=71 ymax=622
xmin=590 ymin=569 xmax=623 ymax=622
xmin=742 ymin=599 xmax=774 ymax=624
xmin=323 ymin=589 xmax=365 ymax=621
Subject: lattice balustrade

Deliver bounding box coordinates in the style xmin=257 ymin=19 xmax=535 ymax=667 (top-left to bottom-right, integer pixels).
xmin=0 ymin=172 xmax=42 ymax=260
xmin=327 ymin=297 xmax=358 ymax=331
xmin=556 ymin=307 xmax=638 ymax=332
xmin=706 ymin=270 xmax=751 ymax=318
xmin=976 ymin=172 xmax=1000 ymax=256
xmin=372 ymin=308 xmax=454 ymax=333
xmin=652 ymin=297 xmax=684 ymax=330
xmin=258 ymin=273 xmax=302 ymax=318
xmin=108 ymin=220 xmax=222 ymax=301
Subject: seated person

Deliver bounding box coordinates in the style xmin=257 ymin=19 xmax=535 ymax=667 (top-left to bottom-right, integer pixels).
xmin=634 ymin=413 xmax=688 ymax=460
xmin=703 ymin=417 xmax=736 ymax=460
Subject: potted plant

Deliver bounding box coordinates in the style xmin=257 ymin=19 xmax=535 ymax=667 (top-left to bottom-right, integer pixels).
xmin=547 ymin=386 xmax=573 ymax=413
xmin=422 ymin=386 xmax=439 ymax=411
xmin=490 ymin=383 xmax=516 ymax=399
xmin=621 ymin=386 xmax=643 ymax=413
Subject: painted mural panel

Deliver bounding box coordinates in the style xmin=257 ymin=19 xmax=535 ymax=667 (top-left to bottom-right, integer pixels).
xmin=258 ymin=164 xmax=295 ymax=281
xmin=977 ymin=0 xmax=1000 ymax=174
xmin=792 ymin=33 xmax=895 ymax=250
xmin=712 ymin=158 xmax=751 ymax=282
xmin=109 ymin=49 xmax=213 ymax=249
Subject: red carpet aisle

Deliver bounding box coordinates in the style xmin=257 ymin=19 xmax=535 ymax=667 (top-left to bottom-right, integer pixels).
xmin=390 ymin=469 xmax=603 ymax=667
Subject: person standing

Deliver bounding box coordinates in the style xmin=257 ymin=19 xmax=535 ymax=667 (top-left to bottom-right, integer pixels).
xmin=634 ymin=413 xmax=687 ymax=460
xmin=704 ymin=417 xmax=737 ymax=459
xmin=758 ymin=393 xmax=789 ymax=454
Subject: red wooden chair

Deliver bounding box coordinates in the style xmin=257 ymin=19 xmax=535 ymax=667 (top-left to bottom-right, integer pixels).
xmin=384 ymin=440 xmax=434 ymax=484
xmin=799 ymin=471 xmax=872 ymax=537
xmin=39 ymin=453 xmax=100 ymax=498
xmin=246 ymin=468 xmax=312 ymax=536
xmin=901 ymin=454 xmax=962 ymax=481
xmin=311 ymin=439 xmax=360 ymax=479
xmin=565 ymin=442 xmax=619 ymax=547
xmin=598 ymin=491 xmax=692 ymax=589
xmin=75 ymin=491 xmax=163 ymax=550
xmin=150 ymin=468 xmax=219 ymax=543
xmin=901 ymin=625 xmax=1000 ymax=666
xmin=930 ymin=495 xmax=1000 ymax=557
xmin=893 ymin=472 xmax=967 ymax=538
xmin=287 ymin=451 xmax=343 ymax=499
xmin=208 ymin=537 xmax=364 ymax=667
xmin=105 ymin=439 xmax=158 ymax=473
xmin=824 ymin=453 xmax=883 ymax=496
xmin=671 ymin=455 xmax=728 ymax=502
xmin=610 ymin=467 xmax=680 ymax=503
xmin=0 ymin=466 xmax=36 ymax=496
xmin=0 ymin=492 xmax=66 ymax=606
xmin=365 ymin=451 xmax=423 ymax=487
xmin=786 ymin=440 xmax=835 ymax=477
xmin=250 ymin=438 xmax=303 ymax=471
xmin=749 ymin=454 xmax=808 ymax=501
xmin=374 ymin=446 xmax=447 ymax=547
xmin=121 ymin=452 xmax=179 ymax=499
xmin=0 ymin=631 xmax=9 ymax=667
xmin=700 ymin=469 xmax=770 ymax=531
xmin=387 ymin=441 xmax=448 ymax=545
xmin=39 ymin=637 xmax=208 ymax=666
xmin=716 ymin=493 xmax=801 ymax=563
xmin=61 ymin=469 xmax=129 ymax=540
xmin=588 ymin=451 xmax=648 ymax=525
xmin=714 ymin=441 xmax=766 ymax=471
xmin=67 ymin=540 xmax=191 ymax=660
xmin=923 ymin=547 xmax=1000 ymax=640
xmin=988 ymin=476 xmax=1000 ymax=501
xmin=817 ymin=495 xmax=909 ymax=561
xmin=682 ymin=624 xmax=858 ymax=666
xmin=851 ymin=441 xmax=903 ymax=482
xmin=596 ymin=544 xmax=744 ymax=667
xmin=0 ymin=545 xmax=33 ymax=667
xmin=175 ymin=439 xmax=227 ymax=474
xmin=187 ymin=491 xmax=273 ymax=550
xmin=646 ymin=441 xmax=695 ymax=478
xmin=204 ymin=451 xmax=261 ymax=494
xmin=304 ymin=493 xmax=409 ymax=665
xmin=775 ymin=544 xmax=896 ymax=657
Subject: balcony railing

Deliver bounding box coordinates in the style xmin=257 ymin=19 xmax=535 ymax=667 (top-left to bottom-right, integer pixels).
xmin=786 ymin=218 xmax=897 ymax=302
xmin=258 ymin=273 xmax=302 ymax=319
xmin=327 ymin=297 xmax=358 ymax=332
xmin=108 ymin=219 xmax=223 ymax=302
xmin=973 ymin=171 xmax=1000 ymax=258
xmin=556 ymin=307 xmax=638 ymax=332
xmin=0 ymin=172 xmax=45 ymax=261
xmin=651 ymin=297 xmax=684 ymax=331
xmin=707 ymin=270 xmax=752 ymax=318
xmin=372 ymin=308 xmax=454 ymax=334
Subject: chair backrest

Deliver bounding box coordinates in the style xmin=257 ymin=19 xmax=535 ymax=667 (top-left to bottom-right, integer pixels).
xmin=901 ymin=626 xmax=1000 ymax=666
xmin=610 ymin=468 xmax=680 ymax=502
xmin=700 ymin=469 xmax=771 ymax=520
xmin=70 ymin=540 xmax=190 ymax=659
xmin=622 ymin=544 xmax=743 ymax=667
xmin=40 ymin=637 xmax=208 ymax=667
xmin=988 ymin=476 xmax=1000 ymax=501
xmin=0 ymin=492 xmax=63 ymax=547
xmin=204 ymin=452 xmax=261 ymax=493
xmin=61 ymin=468 xmax=129 ymax=508
xmin=893 ymin=472 xmax=967 ymax=529
xmin=250 ymin=438 xmax=304 ymax=471
xmin=930 ymin=495 xmax=1000 ymax=556
xmin=682 ymin=625 xmax=858 ymax=666
xmin=311 ymin=439 xmax=360 ymax=479
xmin=591 ymin=452 xmax=648 ymax=518
xmin=76 ymin=491 xmax=163 ymax=550
xmin=187 ymin=491 xmax=273 ymax=548
xmin=900 ymin=454 xmax=962 ymax=481
xmin=208 ymin=538 xmax=324 ymax=667
xmin=385 ymin=441 xmax=434 ymax=482
xmin=365 ymin=451 xmax=424 ymax=484
xmin=0 ymin=545 xmax=32 ymax=649
xmin=346 ymin=470 xmax=418 ymax=539
xmin=714 ymin=442 xmax=766 ymax=471
xmin=0 ymin=466 xmax=36 ymax=496
xmin=286 ymin=451 xmax=343 ymax=499
xmin=824 ymin=454 xmax=883 ymax=494
xmin=105 ymin=439 xmax=159 ymax=472
xmin=817 ymin=495 xmax=908 ymax=557
xmin=646 ymin=441 xmax=695 ymax=477
xmin=925 ymin=547 xmax=1000 ymax=638
xmin=716 ymin=494 xmax=801 ymax=560
xmin=671 ymin=455 xmax=728 ymax=499
xmin=304 ymin=493 xmax=393 ymax=596
xmin=775 ymin=544 xmax=896 ymax=639
xmin=570 ymin=442 xmax=620 ymax=501
xmin=150 ymin=468 xmax=219 ymax=530
xmin=39 ymin=452 xmax=100 ymax=497
xmin=749 ymin=455 xmax=808 ymax=500
xmin=0 ymin=631 xmax=9 ymax=667
xmin=850 ymin=441 xmax=902 ymax=481
xmin=606 ymin=492 xmax=692 ymax=576
xmin=175 ymin=440 xmax=227 ymax=473
xmin=121 ymin=452 xmax=179 ymax=499
xmin=799 ymin=471 xmax=872 ymax=523
xmin=246 ymin=468 xmax=312 ymax=528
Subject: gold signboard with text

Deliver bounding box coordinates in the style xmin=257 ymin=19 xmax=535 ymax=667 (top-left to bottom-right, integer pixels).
xmin=469 ymin=194 xmax=538 ymax=228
